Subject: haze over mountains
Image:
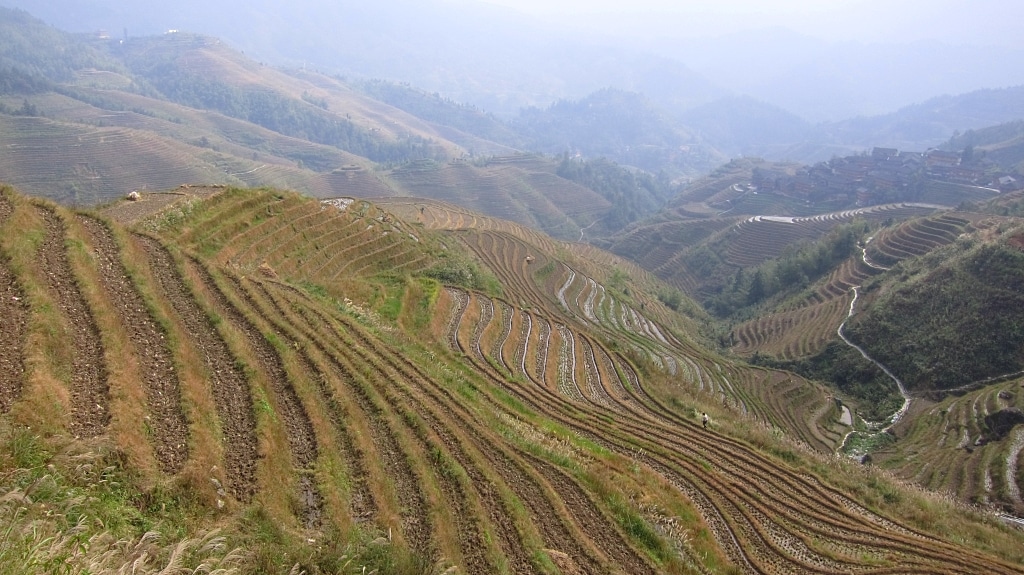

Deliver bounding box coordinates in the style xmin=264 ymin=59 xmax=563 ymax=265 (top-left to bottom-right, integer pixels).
xmin=9 ymin=0 xmax=1024 ymax=124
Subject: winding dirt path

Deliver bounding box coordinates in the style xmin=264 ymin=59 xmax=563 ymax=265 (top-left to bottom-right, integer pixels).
xmin=0 ymin=194 xmax=28 ymax=413
xmin=36 ymin=206 xmax=109 ymax=438
xmin=134 ymin=235 xmax=259 ymax=501
xmin=79 ymin=217 xmax=189 ymax=473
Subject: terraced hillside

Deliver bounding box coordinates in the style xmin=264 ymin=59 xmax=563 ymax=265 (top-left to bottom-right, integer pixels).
xmin=728 ymin=212 xmax=979 ymax=361
xmin=1 ymin=184 xmax=1023 ymax=573
xmin=609 ymin=200 xmax=948 ymax=302
xmin=872 ymin=376 xmax=1024 ymax=516
xmin=384 ymin=155 xmax=611 ymax=241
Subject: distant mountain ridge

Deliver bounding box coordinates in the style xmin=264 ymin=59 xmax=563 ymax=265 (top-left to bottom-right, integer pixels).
xmin=6 ymin=0 xmax=1024 ymax=124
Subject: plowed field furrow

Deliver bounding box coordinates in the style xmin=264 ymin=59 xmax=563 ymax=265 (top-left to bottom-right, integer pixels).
xmin=589 ymin=408 xmax=995 ymax=573
xmin=225 ymin=278 xmax=324 ymax=528
xmin=249 ymin=288 xmax=439 ymax=561
xmin=0 ymin=250 xmax=27 ymax=413
xmin=291 ymin=217 xmax=366 ymax=277
xmin=390 ymin=251 xmax=431 ymax=275
xmin=373 ymin=383 xmax=495 ymax=574
xmin=173 ymin=189 xmax=245 ymax=244
xmin=341 ymin=238 xmax=408 ymax=279
xmin=296 ymin=324 xmax=435 ymax=557
xmin=371 ymin=384 xmax=519 ymax=573
xmin=605 ymin=353 xmax=643 ymax=412
xmin=480 ymin=438 xmax=609 ymax=574
xmin=592 ymin=284 xmax=608 ymax=324
xmin=282 ymin=220 xmax=373 ymax=279
xmin=596 ymin=409 xmax=1007 ymax=572
xmin=318 ymin=232 xmax=391 ymax=281
xmin=294 ymin=348 xmax=378 ymax=526
xmin=569 ymin=274 xmax=590 ymax=320
xmin=37 ymin=207 xmax=109 ymax=438
xmin=520 ymin=450 xmax=658 ymax=575
xmin=459 ymin=333 xmax=1014 ymax=573
xmin=80 ymin=218 xmax=188 ymax=473
xmin=447 ymin=289 xmax=1014 ymax=572
xmin=507 ymin=307 xmax=528 ymax=378
xmin=598 ymin=349 xmax=634 ymax=405
xmin=582 ymin=277 xmax=598 ymax=322
xmin=464 ymin=232 xmax=548 ymax=312
xmin=534 ymin=316 xmax=552 ymax=387
xmin=288 ymin=290 xmax=645 ymax=574
xmin=273 ymin=290 xmax=530 ymax=571
xmin=493 ymin=300 xmax=513 ymax=371
xmin=216 ymin=194 xmax=308 ymax=258
xmin=444 ymin=288 xmax=469 ymax=352
xmin=335 ymin=236 xmax=403 ymax=278
xmin=471 ymin=294 xmax=493 ymax=360
xmin=556 ymin=265 xmax=575 ymax=312
xmin=191 ymin=194 xmax=284 ymax=250
xmin=555 ymin=324 xmax=585 ymax=403
xmin=506 ymin=236 xmax=553 ymax=309
xmin=403 ymin=409 xmax=533 ymax=573
xmin=608 ymin=384 xmax=878 ymax=527
xmin=0 ymin=194 xmax=28 ymax=413
xmin=254 ymin=210 xmax=348 ymax=268
xmin=440 ymin=300 xmax=753 ymax=568
xmin=136 ymin=239 xmax=258 ymax=501
xmin=578 ymin=336 xmax=613 ymax=409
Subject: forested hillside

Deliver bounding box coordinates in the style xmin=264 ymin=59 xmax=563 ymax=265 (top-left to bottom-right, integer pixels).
xmin=847 ymin=227 xmax=1024 ymax=393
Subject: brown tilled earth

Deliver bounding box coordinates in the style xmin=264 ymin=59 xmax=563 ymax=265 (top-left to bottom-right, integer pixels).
xmin=104 ymin=188 xmax=324 ymax=521
xmin=37 ymin=206 xmax=110 ymax=438
xmin=0 ymin=194 xmax=29 ymax=413
xmin=77 ymin=215 xmax=190 ymax=473
xmin=218 ymin=275 xmax=323 ymax=529
xmin=134 ymin=235 xmax=259 ymax=503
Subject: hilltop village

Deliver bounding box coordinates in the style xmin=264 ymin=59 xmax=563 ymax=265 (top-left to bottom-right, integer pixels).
xmin=749 ymin=147 xmax=1021 ymax=207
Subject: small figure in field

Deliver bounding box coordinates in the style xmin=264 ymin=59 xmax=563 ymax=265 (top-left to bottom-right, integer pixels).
xmin=702 ymin=412 xmax=709 ymax=429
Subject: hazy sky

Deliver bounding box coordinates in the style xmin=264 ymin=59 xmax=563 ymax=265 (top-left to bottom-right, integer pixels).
xmin=482 ymin=0 xmax=858 ymax=16
xmin=478 ymin=0 xmax=1024 ymax=48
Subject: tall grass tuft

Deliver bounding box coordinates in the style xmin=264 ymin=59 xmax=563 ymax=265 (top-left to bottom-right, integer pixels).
xmin=0 ymin=423 xmax=246 ymax=574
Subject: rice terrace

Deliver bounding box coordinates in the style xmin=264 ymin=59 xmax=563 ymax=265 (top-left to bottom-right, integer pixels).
xmin=0 ymin=181 xmax=1020 ymax=574
xmin=3 ymin=3 xmax=1024 ymax=573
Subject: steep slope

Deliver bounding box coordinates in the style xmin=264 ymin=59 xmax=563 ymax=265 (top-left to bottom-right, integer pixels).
xmin=873 ymin=377 xmax=1024 ymax=516
xmin=2 ymin=184 xmax=1022 ymax=573
xmin=846 ymin=219 xmax=1024 ymax=394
